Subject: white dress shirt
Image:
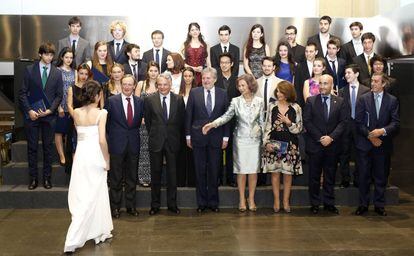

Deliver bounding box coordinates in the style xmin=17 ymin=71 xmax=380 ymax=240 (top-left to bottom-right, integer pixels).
xmin=326 ymin=56 xmax=338 ymax=74
xmin=204 ymin=86 xmax=215 ymax=110
xmin=121 ymin=93 xmax=134 ymax=119
xmin=153 ymin=48 xmax=163 ymax=70
xmin=352 ymin=38 xmax=363 ymax=56
xmin=220 ymin=43 xmax=230 ymax=53
xmin=69 ymin=35 xmax=80 ymax=49
xmin=319 ymin=32 xmax=330 ymax=57
xmin=306 ymin=60 xmax=314 ymax=77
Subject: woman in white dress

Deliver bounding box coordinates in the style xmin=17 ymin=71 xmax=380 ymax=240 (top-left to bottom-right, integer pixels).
xmin=64 ymin=80 xmax=113 ymax=253
xmin=203 ymin=74 xmax=264 ymax=212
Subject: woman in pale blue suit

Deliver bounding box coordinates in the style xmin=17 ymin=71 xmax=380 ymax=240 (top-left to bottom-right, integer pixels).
xmin=203 ymin=74 xmax=264 ymax=212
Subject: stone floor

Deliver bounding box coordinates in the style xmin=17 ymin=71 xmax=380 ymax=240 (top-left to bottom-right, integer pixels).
xmin=1 ymin=191 xmax=414 ymax=256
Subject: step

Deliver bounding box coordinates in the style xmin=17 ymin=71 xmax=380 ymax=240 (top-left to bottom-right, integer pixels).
xmin=0 ymin=185 xmax=399 ymax=209
xmin=11 ymin=141 xmax=60 ymax=163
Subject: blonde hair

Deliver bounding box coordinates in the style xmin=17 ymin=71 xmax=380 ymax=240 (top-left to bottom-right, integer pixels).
xmin=109 ymin=20 xmax=127 ymax=36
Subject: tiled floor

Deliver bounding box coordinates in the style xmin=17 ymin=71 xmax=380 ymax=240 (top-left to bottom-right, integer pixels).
xmin=1 ymin=191 xmax=414 ymax=255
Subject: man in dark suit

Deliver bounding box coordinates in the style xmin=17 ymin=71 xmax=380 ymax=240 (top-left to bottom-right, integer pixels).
xmin=352 ymin=32 xmax=377 ymax=84
xmin=210 ymin=25 xmax=240 ymax=77
xmin=215 ymin=53 xmax=241 ymax=187
xmin=185 ymin=67 xmax=230 ymax=213
xmin=19 ymin=42 xmax=63 ymax=190
xmin=285 ymin=25 xmax=305 ymax=63
xmin=105 ymin=75 xmax=144 ymax=218
xmin=307 ymin=15 xmax=340 ymax=58
xmin=145 ymin=73 xmax=185 ymax=215
xmin=340 ymin=21 xmax=364 ymax=65
xmin=354 ymin=73 xmax=400 ymax=216
xmin=123 ymin=43 xmax=147 ymax=82
xmin=58 ymin=16 xmax=91 ymax=67
xmin=142 ymin=30 xmax=171 ymax=73
xmin=325 ymin=38 xmax=347 ymax=92
xmin=303 ymin=74 xmax=348 ymax=214
xmin=294 ymin=42 xmax=318 ymax=107
xmin=338 ymin=64 xmax=370 ymax=188
xmin=107 ymin=20 xmax=129 ymax=64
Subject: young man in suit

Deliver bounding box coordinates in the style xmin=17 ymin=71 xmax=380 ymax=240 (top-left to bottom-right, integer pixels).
xmin=19 ymin=42 xmax=63 ymax=190
xmin=325 ymin=38 xmax=347 ymax=92
xmin=303 ymin=74 xmax=348 ymax=215
xmin=105 ymin=75 xmax=144 ymax=218
xmin=307 ymin=15 xmax=340 ymax=58
xmin=352 ymin=32 xmax=377 ymax=84
xmin=340 ymin=21 xmax=364 ymax=65
xmin=58 ymin=16 xmax=91 ymax=67
xmin=144 ymin=73 xmax=185 ymax=215
xmin=285 ymin=25 xmax=305 ymax=64
xmin=123 ymin=43 xmax=147 ymax=82
xmin=338 ymin=64 xmax=370 ymax=188
xmin=185 ymin=67 xmax=230 ymax=213
xmin=210 ymin=25 xmax=240 ymax=77
xmin=107 ymin=20 xmax=129 ymax=64
xmin=142 ymin=30 xmax=171 ymax=73
xmin=354 ymin=73 xmax=400 ymax=216
xmin=294 ymin=42 xmax=318 ymax=107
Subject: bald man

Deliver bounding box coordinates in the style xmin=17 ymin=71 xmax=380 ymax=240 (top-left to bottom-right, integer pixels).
xmin=303 ymin=74 xmax=348 ymax=214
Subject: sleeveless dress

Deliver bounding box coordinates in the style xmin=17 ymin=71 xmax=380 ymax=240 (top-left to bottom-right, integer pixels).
xmin=64 ymin=109 xmax=113 ymax=252
xmin=248 ymin=45 xmax=266 ymax=79
xmin=185 ymin=46 xmax=207 ymax=86
xmin=276 ymin=62 xmax=293 ymax=83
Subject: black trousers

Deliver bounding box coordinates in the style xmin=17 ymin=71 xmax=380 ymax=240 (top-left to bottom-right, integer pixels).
xmin=24 ymin=115 xmax=56 ymax=180
xmin=150 ymin=142 xmax=178 ymax=209
xmin=109 ymin=144 xmax=138 ymax=210
xmin=338 ymin=120 xmax=359 ymax=183
xmin=308 ymin=149 xmax=338 ymax=206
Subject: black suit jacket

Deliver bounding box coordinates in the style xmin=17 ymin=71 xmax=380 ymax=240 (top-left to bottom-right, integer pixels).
xmin=291 ymin=44 xmax=306 ymax=63
xmin=19 ymin=61 xmax=63 ymax=115
xmin=355 ymin=91 xmax=399 ymax=153
xmin=107 ymin=40 xmax=129 ymax=64
xmin=352 ymin=53 xmax=377 ymax=84
xmin=340 ymin=40 xmax=357 ymax=65
xmin=142 ymin=48 xmax=171 ymax=73
xmin=338 ymin=83 xmax=370 ymax=117
xmin=307 ymin=34 xmax=340 ymax=58
xmin=215 ymin=72 xmax=240 ymax=101
xmin=123 ymin=61 xmax=147 ymax=82
xmin=303 ymin=94 xmax=348 ymax=154
xmin=144 ymin=92 xmax=185 ymax=152
xmin=324 ymin=57 xmax=347 ymax=90
xmin=210 ymin=43 xmax=240 ymax=76
xmin=294 ymin=61 xmax=312 ymax=107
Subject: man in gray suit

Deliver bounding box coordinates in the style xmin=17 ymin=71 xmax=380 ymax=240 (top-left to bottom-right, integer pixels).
xmin=58 ymin=16 xmax=91 ymax=67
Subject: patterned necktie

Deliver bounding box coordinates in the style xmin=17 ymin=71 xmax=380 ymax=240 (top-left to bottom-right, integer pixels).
xmin=115 ymin=42 xmax=121 ymax=56
xmin=223 ymin=46 xmax=228 ymax=53
xmin=162 ymin=96 xmax=168 ymax=123
xmin=206 ymin=90 xmax=212 ymax=116
xmin=375 ymin=93 xmax=380 ymax=118
xmin=351 ymin=85 xmax=356 ymax=119
xmin=322 ymin=96 xmax=329 ymax=121
xmin=126 ymin=97 xmax=133 ymax=126
xmin=41 ymin=66 xmax=48 ymax=89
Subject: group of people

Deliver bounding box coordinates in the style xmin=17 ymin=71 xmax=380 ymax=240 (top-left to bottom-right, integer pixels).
xmin=17 ymin=15 xmax=401 ymax=253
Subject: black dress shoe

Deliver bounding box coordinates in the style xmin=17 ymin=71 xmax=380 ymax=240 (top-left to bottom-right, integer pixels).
xmin=112 ymin=208 xmax=121 ymax=219
xmin=28 ymin=179 xmax=38 ymax=190
xmin=126 ymin=208 xmax=139 ymax=216
xmin=340 ymin=181 xmax=350 ymax=188
xmin=167 ymin=207 xmax=181 ymax=214
xmin=43 ymin=178 xmax=52 ymax=189
xmin=196 ymin=206 xmax=206 ymax=213
xmin=226 ymin=181 xmax=237 ymax=187
xmin=323 ymin=205 xmax=339 ymax=214
xmin=355 ymin=206 xmax=368 ymax=215
xmin=210 ymin=207 xmax=220 ymax=213
xmin=374 ymin=207 xmax=387 ymax=216
xmin=149 ymin=207 xmax=160 ymax=215
xmin=310 ymin=205 xmax=319 ymax=214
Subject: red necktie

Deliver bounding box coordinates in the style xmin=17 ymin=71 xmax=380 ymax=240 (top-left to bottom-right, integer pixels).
xmin=126 ymin=97 xmax=133 ymax=126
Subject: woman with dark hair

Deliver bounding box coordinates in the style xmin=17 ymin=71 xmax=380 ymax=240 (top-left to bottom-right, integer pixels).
xmin=274 ymin=41 xmax=296 ymax=83
xmin=203 ymin=74 xmax=264 ymax=212
xmin=103 ymin=63 xmax=125 ymax=100
xmin=166 ymin=52 xmax=185 ymax=94
xmin=135 ymin=61 xmax=159 ymax=187
xmin=367 ymin=55 xmax=399 ymax=98
xmin=263 ymin=81 xmax=303 ymax=213
xmin=179 ymin=67 xmax=197 ymax=105
xmin=243 ymin=24 xmax=270 ymax=79
xmin=55 ymin=47 xmax=76 ymax=166
xmin=64 ymin=80 xmax=112 ymax=253
xmin=181 ymin=22 xmax=211 ymax=86
xmin=303 ymin=57 xmax=327 ymax=102
xmin=87 ymin=41 xmax=114 ymax=84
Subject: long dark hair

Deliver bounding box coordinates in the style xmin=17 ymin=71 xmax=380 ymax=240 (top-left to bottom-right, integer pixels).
xmin=183 ymin=22 xmax=208 ymax=59
xmin=179 ymin=67 xmax=196 ymax=96
xmin=245 ymin=24 xmax=266 ymax=59
xmin=143 ymin=61 xmax=160 ymax=92
xmin=56 ymin=47 xmax=75 ymax=69
xmin=80 ymin=80 xmax=102 ymax=106
xmin=274 ymin=41 xmax=295 ymax=75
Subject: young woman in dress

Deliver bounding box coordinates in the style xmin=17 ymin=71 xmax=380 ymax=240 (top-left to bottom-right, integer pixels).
xmin=103 ymin=63 xmax=125 ymax=100
xmin=87 ymin=41 xmax=114 ymax=84
xmin=203 ymin=74 xmax=264 ymax=212
xmin=262 ymin=81 xmax=303 ymax=213
xmin=166 ymin=52 xmax=185 ymax=94
xmin=178 ymin=67 xmax=197 ymax=105
xmin=181 ymin=22 xmax=211 ymax=86
xmin=243 ymin=24 xmax=270 ymax=79
xmin=302 ymin=57 xmax=327 ymax=102
xmin=274 ymin=41 xmax=296 ymax=83
xmin=64 ymin=80 xmax=112 ymax=253
xmin=55 ymin=47 xmax=76 ymax=166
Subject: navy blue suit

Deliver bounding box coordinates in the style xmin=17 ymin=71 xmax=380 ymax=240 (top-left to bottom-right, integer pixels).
xmin=105 ymin=94 xmax=144 ymax=210
xmin=325 ymin=57 xmax=347 ymax=91
xmin=18 ymin=61 xmax=63 ymax=181
xmin=185 ymin=86 xmax=230 ymax=208
xmin=107 ymin=40 xmax=129 ymax=64
xmin=355 ymin=91 xmax=400 ymax=208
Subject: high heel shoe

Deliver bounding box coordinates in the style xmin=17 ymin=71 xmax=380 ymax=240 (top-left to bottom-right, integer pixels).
xmin=247 ymin=201 xmax=257 ymax=212
xmin=283 ymin=207 xmax=291 ymax=213
xmin=238 ymin=205 xmax=247 ymax=212
xmin=273 ymin=208 xmax=280 ymax=213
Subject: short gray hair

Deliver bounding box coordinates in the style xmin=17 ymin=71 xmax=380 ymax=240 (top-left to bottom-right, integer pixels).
xmin=201 ymin=67 xmax=217 ymax=79
xmin=158 ymin=72 xmax=172 ymax=81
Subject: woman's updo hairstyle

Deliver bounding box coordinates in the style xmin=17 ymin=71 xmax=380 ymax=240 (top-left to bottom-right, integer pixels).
xmin=81 ymin=80 xmax=102 ymax=105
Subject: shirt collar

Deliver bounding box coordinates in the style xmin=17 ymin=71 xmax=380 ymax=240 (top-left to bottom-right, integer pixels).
xmin=220 ymin=43 xmax=230 ymax=49
xmin=69 ymin=35 xmax=80 ymax=41
xmin=39 ymin=61 xmax=51 ymax=70
xmin=114 ymin=39 xmax=124 ymax=45
xmin=204 ymin=86 xmax=215 ymax=93
xmin=121 ymin=93 xmax=133 ymax=101
xmin=327 ymin=56 xmax=337 ymax=62
xmin=352 ymin=38 xmax=361 ymax=44
xmin=160 ymin=92 xmax=171 ymax=100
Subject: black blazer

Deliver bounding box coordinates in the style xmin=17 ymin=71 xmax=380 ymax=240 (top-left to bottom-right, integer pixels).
xmin=215 ymin=72 xmax=240 ymax=101
xmin=340 ymin=40 xmax=357 ymax=65
xmin=338 ymin=83 xmax=370 ymax=117
xmin=142 ymin=48 xmax=171 ymax=73
xmin=105 ymin=94 xmax=144 ymax=155
xmin=123 ymin=61 xmax=147 ymax=82
xmin=185 ymin=86 xmax=230 ymax=148
xmin=355 ymin=91 xmax=400 ymax=153
xmin=291 ymin=44 xmax=306 ymax=64
xmin=307 ymin=34 xmax=340 ymax=58
xmin=107 ymin=40 xmax=129 ymax=64
xmin=324 ymin=57 xmax=347 ymax=90
xmin=294 ymin=61 xmax=312 ymax=107
xmin=210 ymin=43 xmax=240 ymax=76
xmin=352 ymin=53 xmax=377 ymax=84
xmin=303 ymin=94 xmax=348 ymax=154
xmin=19 ymin=61 xmax=63 ymax=115
xmin=144 ymin=92 xmax=185 ymax=152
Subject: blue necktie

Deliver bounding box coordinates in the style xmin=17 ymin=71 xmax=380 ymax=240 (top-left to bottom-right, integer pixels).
xmin=162 ymin=96 xmax=168 ymax=123
xmin=322 ymin=96 xmax=329 ymax=121
xmin=351 ymin=85 xmax=356 ymax=119
xmin=375 ymin=93 xmax=380 ymax=118
xmin=206 ymin=90 xmax=212 ymax=116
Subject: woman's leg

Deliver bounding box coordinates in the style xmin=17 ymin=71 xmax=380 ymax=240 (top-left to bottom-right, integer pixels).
xmin=248 ymin=173 xmax=258 ymax=209
xmin=283 ymin=174 xmax=293 ymax=211
xmin=237 ymin=174 xmax=247 ymax=208
xmin=55 ymin=133 xmax=65 ymax=164
xmin=271 ymin=172 xmax=281 ymax=210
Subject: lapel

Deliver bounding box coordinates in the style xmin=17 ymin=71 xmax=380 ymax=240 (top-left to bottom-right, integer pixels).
xmin=378 ymin=92 xmax=389 ymax=122
xmin=356 ymin=84 xmax=365 ymax=98
xmin=315 ymin=94 xmax=326 ymax=121
xmin=369 ymin=92 xmax=378 ymax=122
xmin=133 ymin=95 xmax=140 ymax=124
xmin=117 ymin=94 xmax=128 ymax=125
xmin=211 ymin=87 xmax=220 ymax=116
xmin=154 ymin=92 xmax=164 ymax=120
xmin=44 ymin=65 xmax=55 ymax=91
xmin=349 ymin=41 xmax=357 ymax=57
xmin=200 ymin=88 xmax=209 ymax=117
xmin=169 ymin=93 xmax=177 ymax=122
xmin=328 ymin=95 xmax=338 ymax=122
xmin=32 ymin=62 xmax=43 ymax=91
